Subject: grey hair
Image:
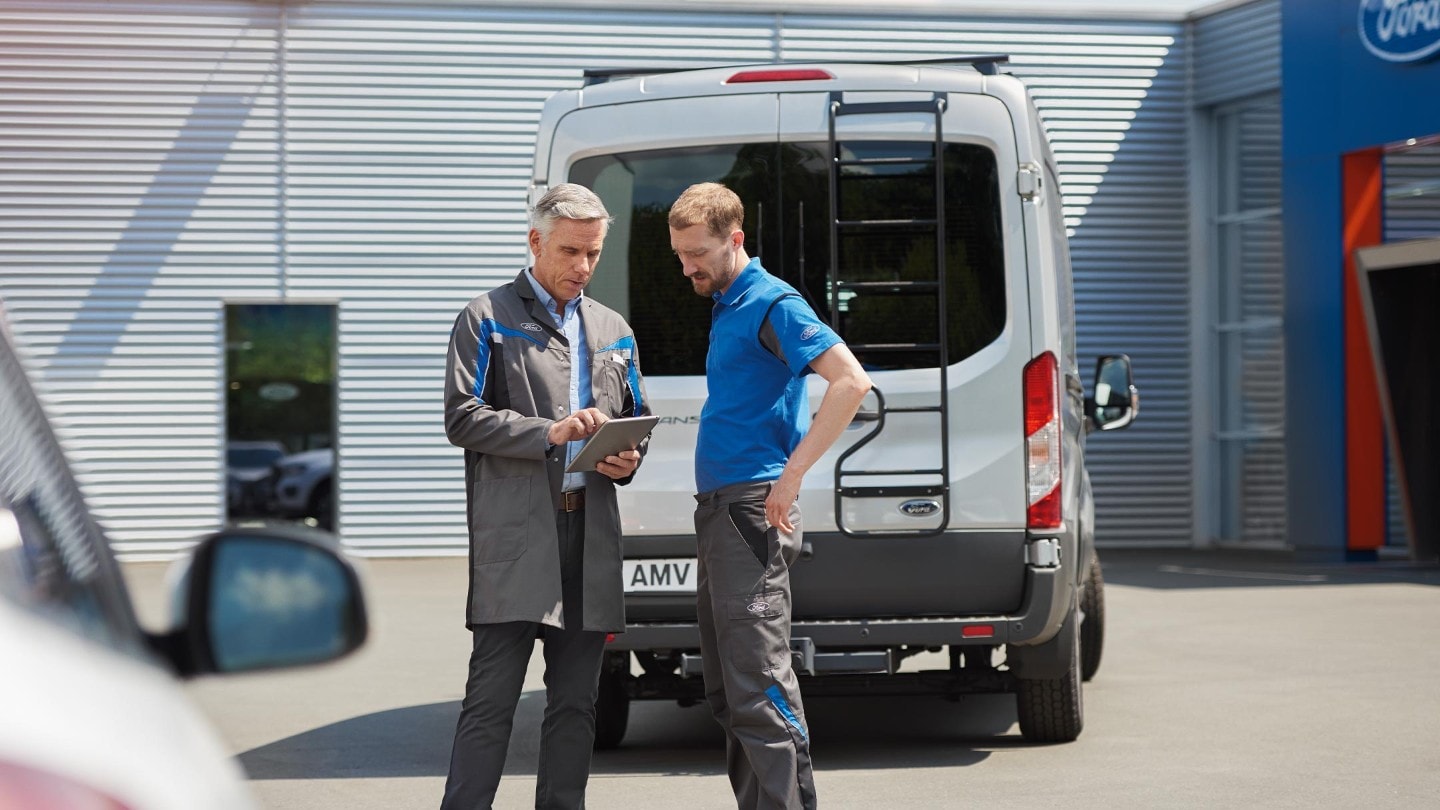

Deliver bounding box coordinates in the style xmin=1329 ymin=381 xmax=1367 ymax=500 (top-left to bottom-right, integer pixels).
xmin=530 ymin=183 xmax=612 ymax=239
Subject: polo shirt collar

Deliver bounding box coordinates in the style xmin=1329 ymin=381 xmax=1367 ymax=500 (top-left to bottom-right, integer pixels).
xmin=714 ymin=257 xmax=766 ymax=306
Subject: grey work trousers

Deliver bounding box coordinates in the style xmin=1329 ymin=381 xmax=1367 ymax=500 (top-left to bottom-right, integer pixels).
xmin=694 ymin=481 xmax=817 ymax=810
xmin=441 ymin=508 xmax=606 ymax=810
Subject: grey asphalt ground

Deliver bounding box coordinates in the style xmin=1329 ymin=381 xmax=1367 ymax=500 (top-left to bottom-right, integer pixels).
xmin=123 ymin=549 xmax=1440 ymax=809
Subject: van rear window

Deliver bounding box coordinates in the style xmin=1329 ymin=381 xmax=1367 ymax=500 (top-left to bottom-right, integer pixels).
xmin=570 ymin=140 xmax=1006 ymax=375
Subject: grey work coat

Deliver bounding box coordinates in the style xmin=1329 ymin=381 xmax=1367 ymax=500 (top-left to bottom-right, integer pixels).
xmin=444 ymin=271 xmax=650 ymax=632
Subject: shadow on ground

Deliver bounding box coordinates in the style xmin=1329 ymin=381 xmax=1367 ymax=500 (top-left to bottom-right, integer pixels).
xmin=236 ymin=547 xmax=1440 ymax=784
xmin=237 ymin=691 xmax=1011 ymax=780
xmin=1098 ymin=548 xmax=1440 ymax=590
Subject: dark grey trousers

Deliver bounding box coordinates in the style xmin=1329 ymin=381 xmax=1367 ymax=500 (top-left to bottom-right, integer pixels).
xmin=694 ymin=481 xmax=817 ymax=810
xmin=441 ymin=509 xmax=606 ymax=810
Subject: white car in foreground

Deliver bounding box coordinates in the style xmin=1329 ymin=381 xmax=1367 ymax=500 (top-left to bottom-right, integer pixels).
xmin=0 ymin=306 xmax=368 ymax=810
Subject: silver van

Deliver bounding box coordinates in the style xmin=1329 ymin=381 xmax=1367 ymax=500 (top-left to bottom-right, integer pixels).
xmin=530 ymin=57 xmax=1138 ymax=745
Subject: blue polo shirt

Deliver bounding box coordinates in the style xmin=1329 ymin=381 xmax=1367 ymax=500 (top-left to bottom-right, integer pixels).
xmin=696 ymin=259 xmax=842 ymax=493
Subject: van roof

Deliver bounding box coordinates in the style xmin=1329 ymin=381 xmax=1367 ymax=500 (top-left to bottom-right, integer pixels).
xmin=570 ymin=59 xmax=1010 ymax=108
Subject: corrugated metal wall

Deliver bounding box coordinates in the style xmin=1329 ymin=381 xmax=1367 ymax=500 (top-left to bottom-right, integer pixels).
xmin=1193 ymin=0 xmax=1280 ymax=106
xmin=1383 ymin=142 xmax=1440 ymax=549
xmin=1 ymin=0 xmax=1196 ymax=556
xmin=0 ymin=1 xmax=282 ymax=557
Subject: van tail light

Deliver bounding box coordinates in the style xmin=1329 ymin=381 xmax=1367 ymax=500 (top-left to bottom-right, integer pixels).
xmin=725 ymin=68 xmax=834 ymax=84
xmin=1024 ymin=352 xmax=1062 ymax=530
xmin=0 ymin=761 xmax=132 ymax=810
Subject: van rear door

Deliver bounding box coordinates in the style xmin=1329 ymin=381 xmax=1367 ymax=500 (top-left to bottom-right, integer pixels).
xmin=772 ymin=89 xmax=1031 ymax=537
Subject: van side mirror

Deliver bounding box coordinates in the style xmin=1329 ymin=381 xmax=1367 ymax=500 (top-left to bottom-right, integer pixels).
xmin=152 ymin=527 xmax=367 ymax=677
xmin=1085 ymin=354 xmax=1138 ymax=432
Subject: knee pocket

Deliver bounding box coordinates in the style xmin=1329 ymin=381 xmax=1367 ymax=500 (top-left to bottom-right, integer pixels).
xmin=724 ymin=591 xmax=787 ymax=672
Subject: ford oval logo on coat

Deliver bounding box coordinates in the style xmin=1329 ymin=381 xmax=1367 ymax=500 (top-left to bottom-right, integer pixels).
xmin=899 ymin=499 xmax=940 ymax=517
xmin=1359 ymin=0 xmax=1440 ymax=63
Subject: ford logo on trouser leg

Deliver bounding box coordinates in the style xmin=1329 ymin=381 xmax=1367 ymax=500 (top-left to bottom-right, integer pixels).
xmin=898 ymin=499 xmax=940 ymax=517
xmin=1359 ymin=0 xmax=1440 ymax=63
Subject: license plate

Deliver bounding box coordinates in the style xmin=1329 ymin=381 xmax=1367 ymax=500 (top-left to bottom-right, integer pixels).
xmin=623 ymin=558 xmax=697 ymax=593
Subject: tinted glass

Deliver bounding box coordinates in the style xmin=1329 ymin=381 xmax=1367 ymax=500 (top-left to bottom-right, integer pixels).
xmin=224 ymin=304 xmax=337 ymax=530
xmin=571 ymin=140 xmax=1005 ymax=374
xmin=207 ymin=535 xmax=357 ymax=671
xmin=228 ymin=447 xmax=284 ymax=468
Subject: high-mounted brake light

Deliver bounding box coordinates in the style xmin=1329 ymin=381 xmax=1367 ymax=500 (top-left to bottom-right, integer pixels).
xmin=1024 ymin=352 xmax=1062 ymax=530
xmin=725 ymin=69 xmax=834 ymax=84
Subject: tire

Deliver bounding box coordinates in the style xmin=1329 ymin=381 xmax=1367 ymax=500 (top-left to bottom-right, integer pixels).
xmin=593 ymin=651 xmax=630 ymax=750
xmin=1015 ymin=607 xmax=1084 ymax=743
xmin=1080 ymin=552 xmax=1105 ymax=682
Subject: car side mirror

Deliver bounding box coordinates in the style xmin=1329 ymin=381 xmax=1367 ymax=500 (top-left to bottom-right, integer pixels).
xmin=152 ymin=526 xmax=367 ymax=677
xmin=1085 ymin=354 xmax=1138 ymax=432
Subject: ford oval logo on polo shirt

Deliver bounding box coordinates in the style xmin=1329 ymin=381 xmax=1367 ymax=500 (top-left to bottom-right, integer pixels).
xmin=898 ymin=499 xmax=941 ymax=517
xmin=1359 ymin=0 xmax=1440 ymax=63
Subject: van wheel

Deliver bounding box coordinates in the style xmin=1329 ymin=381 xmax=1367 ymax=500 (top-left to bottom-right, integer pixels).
xmin=1015 ymin=611 xmax=1083 ymax=743
xmin=1080 ymin=553 xmax=1105 ymax=682
xmin=593 ymin=651 xmax=630 ymax=750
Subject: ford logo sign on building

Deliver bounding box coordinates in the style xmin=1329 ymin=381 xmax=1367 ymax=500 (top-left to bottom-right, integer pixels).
xmin=1360 ymin=0 xmax=1440 ymax=63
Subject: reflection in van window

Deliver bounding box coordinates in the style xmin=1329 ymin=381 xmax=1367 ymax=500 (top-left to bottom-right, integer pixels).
xmin=571 ymin=141 xmax=1005 ymax=375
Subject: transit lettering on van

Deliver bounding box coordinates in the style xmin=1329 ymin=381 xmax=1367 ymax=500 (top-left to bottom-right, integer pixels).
xmin=655 ymin=415 xmax=700 ymax=425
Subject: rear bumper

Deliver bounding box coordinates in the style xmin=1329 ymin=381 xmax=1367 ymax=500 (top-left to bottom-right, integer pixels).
xmin=610 ymin=562 xmax=1067 ymax=651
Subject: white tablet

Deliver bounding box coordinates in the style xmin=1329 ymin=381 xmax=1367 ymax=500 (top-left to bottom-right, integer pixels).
xmin=563 ymin=415 xmax=659 ymax=474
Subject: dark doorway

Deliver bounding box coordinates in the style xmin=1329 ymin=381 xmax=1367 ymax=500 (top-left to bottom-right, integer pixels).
xmin=223 ymin=303 xmax=337 ymax=532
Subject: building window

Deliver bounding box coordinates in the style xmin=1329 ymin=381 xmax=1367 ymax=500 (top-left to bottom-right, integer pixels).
xmin=1211 ymin=96 xmax=1285 ymax=546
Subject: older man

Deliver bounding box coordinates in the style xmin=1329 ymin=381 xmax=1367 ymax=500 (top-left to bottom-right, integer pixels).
xmin=442 ymin=183 xmax=649 ymax=810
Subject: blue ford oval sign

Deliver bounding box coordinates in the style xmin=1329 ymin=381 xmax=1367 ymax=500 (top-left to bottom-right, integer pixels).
xmin=1360 ymin=0 xmax=1440 ymax=63
xmin=898 ymin=499 xmax=940 ymax=518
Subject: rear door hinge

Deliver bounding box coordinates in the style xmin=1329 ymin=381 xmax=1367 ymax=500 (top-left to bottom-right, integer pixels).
xmin=1017 ymin=163 xmax=1041 ymax=200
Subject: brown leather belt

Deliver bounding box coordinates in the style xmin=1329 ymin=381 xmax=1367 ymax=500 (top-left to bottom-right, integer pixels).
xmin=561 ymin=489 xmax=585 ymax=512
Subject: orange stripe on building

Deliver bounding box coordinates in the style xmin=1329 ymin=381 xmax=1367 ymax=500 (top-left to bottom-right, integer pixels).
xmin=1341 ymin=148 xmax=1385 ymax=552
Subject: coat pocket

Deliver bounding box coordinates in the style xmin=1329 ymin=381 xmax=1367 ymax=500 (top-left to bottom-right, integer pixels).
xmin=724 ymin=590 xmax=787 ymax=672
xmin=471 ymin=475 xmax=530 ymax=564
xmin=591 ymin=351 xmax=631 ymax=416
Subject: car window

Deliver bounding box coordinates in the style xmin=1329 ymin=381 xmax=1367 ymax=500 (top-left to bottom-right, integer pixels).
xmin=228 ymin=446 xmax=284 ymax=468
xmin=571 ymin=139 xmax=1007 ymax=374
xmin=0 ymin=327 xmax=142 ymax=652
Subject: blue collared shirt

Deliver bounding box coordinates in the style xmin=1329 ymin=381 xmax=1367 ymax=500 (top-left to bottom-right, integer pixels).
xmin=695 ymin=258 xmax=841 ymax=493
xmin=525 ymin=270 xmax=592 ymax=491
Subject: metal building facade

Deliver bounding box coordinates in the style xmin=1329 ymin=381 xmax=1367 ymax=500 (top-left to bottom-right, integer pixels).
xmin=1 ymin=0 xmax=1216 ymax=557
xmin=1192 ymin=0 xmax=1284 ymax=547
